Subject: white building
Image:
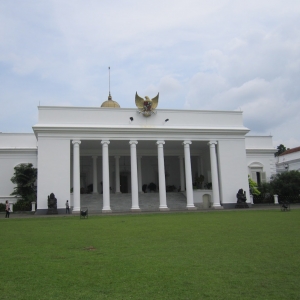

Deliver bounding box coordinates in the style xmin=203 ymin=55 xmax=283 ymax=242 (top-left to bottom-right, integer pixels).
xmin=0 ymin=97 xmax=276 ymax=213
xmin=276 ymin=147 xmax=300 ymax=173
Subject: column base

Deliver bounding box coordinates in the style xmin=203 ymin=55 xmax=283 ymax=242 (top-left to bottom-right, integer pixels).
xmin=159 ymin=207 xmax=170 ymax=211
xmin=102 ymin=209 xmax=112 ymax=213
xmin=213 ymin=205 xmax=224 ymax=210
xmin=115 ymin=191 xmax=122 ymax=194
xmin=72 ymin=207 xmax=80 ymax=213
xmin=131 ymin=208 xmax=141 ymax=212
xmin=187 ymin=206 xmax=197 ymax=211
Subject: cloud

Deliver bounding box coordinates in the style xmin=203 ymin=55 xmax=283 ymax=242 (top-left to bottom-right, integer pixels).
xmin=0 ymin=0 xmax=300 ymax=148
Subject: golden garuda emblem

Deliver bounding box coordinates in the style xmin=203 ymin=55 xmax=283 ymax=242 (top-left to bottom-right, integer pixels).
xmin=135 ymin=92 xmax=159 ymax=117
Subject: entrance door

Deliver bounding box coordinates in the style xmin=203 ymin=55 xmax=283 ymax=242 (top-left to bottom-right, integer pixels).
xmin=120 ymin=175 xmax=128 ymax=193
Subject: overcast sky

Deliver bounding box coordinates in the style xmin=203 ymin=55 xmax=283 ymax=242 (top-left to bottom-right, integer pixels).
xmin=1 ymin=0 xmax=300 ymax=148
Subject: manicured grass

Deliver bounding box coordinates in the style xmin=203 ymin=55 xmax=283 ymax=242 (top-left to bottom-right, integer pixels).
xmin=1 ymin=210 xmax=300 ymax=299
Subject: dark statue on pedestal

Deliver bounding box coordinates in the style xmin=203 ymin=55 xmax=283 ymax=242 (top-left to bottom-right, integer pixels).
xmin=47 ymin=193 xmax=58 ymax=214
xmin=235 ymin=188 xmax=249 ymax=208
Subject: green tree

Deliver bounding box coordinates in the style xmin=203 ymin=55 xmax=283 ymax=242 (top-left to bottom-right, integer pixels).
xmin=274 ymin=144 xmax=288 ymax=157
xmin=248 ymin=176 xmax=260 ymax=195
xmin=10 ymin=163 xmax=37 ymax=202
xmin=269 ymin=170 xmax=300 ymax=196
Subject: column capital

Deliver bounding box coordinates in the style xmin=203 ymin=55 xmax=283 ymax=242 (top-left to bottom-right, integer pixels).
xmin=101 ymin=140 xmax=110 ymax=145
xmin=72 ymin=140 xmax=81 ymax=145
xmin=156 ymin=140 xmax=165 ymax=145
xmin=183 ymin=140 xmax=192 ymax=145
xmin=208 ymin=140 xmax=217 ymax=146
xmin=114 ymin=155 xmax=120 ymax=159
xmin=129 ymin=140 xmax=138 ymax=145
xmin=92 ymin=155 xmax=98 ymax=159
xmin=178 ymin=155 xmax=183 ymax=159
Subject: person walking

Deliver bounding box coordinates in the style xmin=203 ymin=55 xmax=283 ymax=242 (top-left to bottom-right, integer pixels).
xmin=5 ymin=200 xmax=10 ymax=218
xmin=65 ymin=200 xmax=70 ymax=214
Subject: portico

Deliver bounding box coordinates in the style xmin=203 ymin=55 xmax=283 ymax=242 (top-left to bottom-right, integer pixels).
xmin=33 ymin=105 xmax=250 ymax=213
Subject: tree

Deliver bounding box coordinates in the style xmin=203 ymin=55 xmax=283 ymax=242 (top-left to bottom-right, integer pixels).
xmin=274 ymin=144 xmax=288 ymax=157
xmin=248 ymin=176 xmax=260 ymax=195
xmin=269 ymin=170 xmax=300 ymax=196
xmin=10 ymin=163 xmax=37 ymax=202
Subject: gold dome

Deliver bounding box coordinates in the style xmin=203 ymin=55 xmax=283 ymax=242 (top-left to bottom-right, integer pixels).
xmin=101 ymin=93 xmax=120 ymax=108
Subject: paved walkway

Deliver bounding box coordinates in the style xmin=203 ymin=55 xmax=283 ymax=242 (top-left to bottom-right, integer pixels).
xmin=2 ymin=193 xmax=300 ymax=218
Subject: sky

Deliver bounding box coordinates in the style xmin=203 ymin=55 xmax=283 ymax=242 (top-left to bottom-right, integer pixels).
xmin=1 ymin=0 xmax=300 ymax=148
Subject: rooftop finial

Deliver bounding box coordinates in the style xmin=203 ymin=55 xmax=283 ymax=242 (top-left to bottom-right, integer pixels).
xmin=108 ymin=66 xmax=112 ymax=100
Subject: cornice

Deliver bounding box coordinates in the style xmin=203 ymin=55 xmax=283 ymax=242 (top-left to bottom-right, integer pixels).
xmin=246 ymin=149 xmax=276 ymax=154
xmin=33 ymin=125 xmax=249 ymax=138
xmin=37 ymin=106 xmax=244 ymax=115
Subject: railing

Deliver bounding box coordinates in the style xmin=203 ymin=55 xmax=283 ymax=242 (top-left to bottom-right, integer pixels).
xmin=253 ymin=194 xmax=300 ymax=204
xmin=278 ymin=195 xmax=300 ymax=204
xmin=253 ymin=194 xmax=274 ymax=204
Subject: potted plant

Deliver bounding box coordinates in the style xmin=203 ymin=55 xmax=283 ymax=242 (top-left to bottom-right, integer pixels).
xmin=148 ymin=182 xmax=157 ymax=192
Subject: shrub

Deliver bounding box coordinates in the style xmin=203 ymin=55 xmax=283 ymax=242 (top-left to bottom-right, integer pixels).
xmin=11 ymin=163 xmax=37 ymax=202
xmin=270 ymin=170 xmax=300 ymax=196
xmin=13 ymin=200 xmax=32 ymax=211
xmin=0 ymin=203 xmax=6 ymax=212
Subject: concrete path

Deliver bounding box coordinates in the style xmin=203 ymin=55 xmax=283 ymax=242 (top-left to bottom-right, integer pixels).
xmin=2 ymin=193 xmax=300 ymax=218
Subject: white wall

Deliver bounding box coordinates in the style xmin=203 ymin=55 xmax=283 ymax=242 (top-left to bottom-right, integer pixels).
xmin=37 ymin=137 xmax=70 ymax=210
xmin=218 ymin=139 xmax=250 ymax=205
xmin=276 ymin=149 xmax=300 ymax=172
xmin=245 ymin=136 xmax=276 ymax=182
xmin=0 ymin=133 xmax=37 ymax=148
xmin=0 ymin=133 xmax=37 ymax=203
xmin=0 ymin=151 xmax=37 ymax=203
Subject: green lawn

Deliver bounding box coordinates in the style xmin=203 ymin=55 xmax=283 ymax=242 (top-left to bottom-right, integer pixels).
xmin=1 ymin=210 xmax=299 ymax=300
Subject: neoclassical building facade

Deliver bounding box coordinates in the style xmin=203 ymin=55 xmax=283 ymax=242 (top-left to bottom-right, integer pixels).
xmin=0 ymin=100 xmax=276 ymax=213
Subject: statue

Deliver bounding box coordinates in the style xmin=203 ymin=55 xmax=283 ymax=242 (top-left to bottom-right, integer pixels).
xmin=47 ymin=193 xmax=58 ymax=214
xmin=135 ymin=92 xmax=159 ymax=117
xmin=235 ymin=188 xmax=249 ymax=208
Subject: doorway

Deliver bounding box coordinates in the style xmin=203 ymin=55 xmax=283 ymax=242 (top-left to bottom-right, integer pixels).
xmin=120 ymin=173 xmax=130 ymax=193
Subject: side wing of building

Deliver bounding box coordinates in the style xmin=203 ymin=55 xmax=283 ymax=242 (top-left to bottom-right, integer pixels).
xmin=245 ymin=136 xmax=276 ymax=184
xmin=0 ymin=133 xmax=37 ymax=204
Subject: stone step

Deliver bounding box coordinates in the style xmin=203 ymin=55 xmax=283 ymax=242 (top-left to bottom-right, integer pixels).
xmin=80 ymin=192 xmax=203 ymax=212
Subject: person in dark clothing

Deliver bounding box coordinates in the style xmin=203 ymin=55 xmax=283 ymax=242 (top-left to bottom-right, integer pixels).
xmin=65 ymin=200 xmax=70 ymax=214
xmin=5 ymin=200 xmax=10 ymax=218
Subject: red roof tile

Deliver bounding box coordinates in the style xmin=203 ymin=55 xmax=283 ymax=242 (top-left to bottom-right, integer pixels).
xmin=280 ymin=146 xmax=300 ymax=156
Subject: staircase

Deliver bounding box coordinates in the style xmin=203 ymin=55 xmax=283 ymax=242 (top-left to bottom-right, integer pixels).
xmin=80 ymin=192 xmax=202 ymax=213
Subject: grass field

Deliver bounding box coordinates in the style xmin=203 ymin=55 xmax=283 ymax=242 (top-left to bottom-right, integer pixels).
xmin=1 ymin=209 xmax=300 ymax=300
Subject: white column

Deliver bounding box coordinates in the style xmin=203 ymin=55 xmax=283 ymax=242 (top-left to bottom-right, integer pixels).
xmin=101 ymin=140 xmax=112 ymax=213
xmin=179 ymin=156 xmax=185 ymax=191
xmin=137 ymin=156 xmax=143 ymax=193
xmin=274 ymin=194 xmax=279 ymax=205
xmin=92 ymin=156 xmax=98 ymax=194
xmin=72 ymin=140 xmax=81 ymax=213
xmin=157 ymin=141 xmax=169 ymax=211
xmin=208 ymin=141 xmax=222 ymax=209
xmin=130 ymin=141 xmax=140 ymax=211
xmin=31 ymin=202 xmax=36 ymax=212
xmin=115 ymin=156 xmax=121 ymax=193
xmin=183 ymin=141 xmax=196 ymax=210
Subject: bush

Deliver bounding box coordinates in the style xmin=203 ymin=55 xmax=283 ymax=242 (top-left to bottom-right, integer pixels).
xmin=148 ymin=182 xmax=157 ymax=192
xmin=270 ymin=171 xmax=300 ymax=196
xmin=249 ymin=176 xmax=260 ymax=195
xmin=0 ymin=203 xmax=6 ymax=212
xmin=10 ymin=163 xmax=37 ymax=202
xmin=13 ymin=200 xmax=32 ymax=211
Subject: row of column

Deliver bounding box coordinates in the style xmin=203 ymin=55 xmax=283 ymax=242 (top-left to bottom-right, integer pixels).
xmin=72 ymin=140 xmax=222 ymax=212
xmin=92 ymin=153 xmax=185 ymax=194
